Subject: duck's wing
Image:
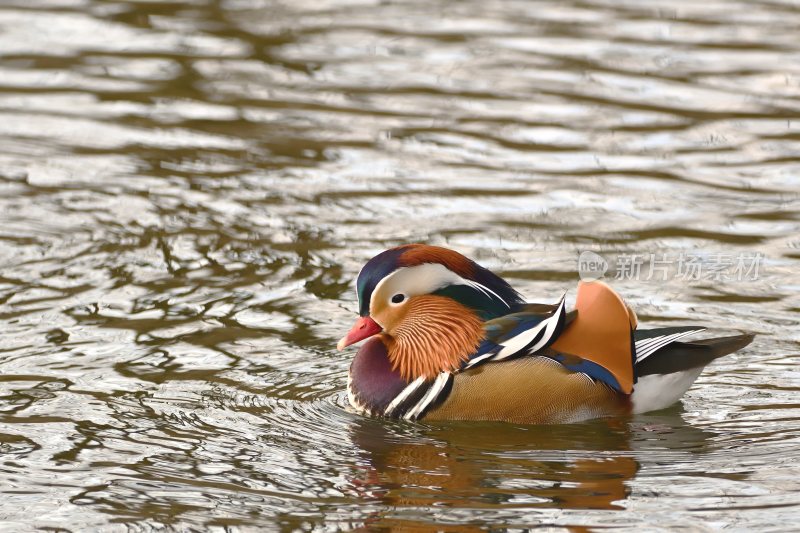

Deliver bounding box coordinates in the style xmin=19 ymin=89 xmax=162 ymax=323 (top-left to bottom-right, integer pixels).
xmin=463 ymin=281 xmax=639 ymax=394
xmin=548 ymin=281 xmax=638 ymax=393
xmin=636 ymin=333 xmax=752 ymax=375
xmin=633 ymin=326 xmax=707 ymax=364
xmin=460 ymin=297 xmax=571 ymax=370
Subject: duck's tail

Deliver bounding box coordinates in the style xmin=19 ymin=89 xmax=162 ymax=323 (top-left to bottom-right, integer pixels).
xmin=631 ymin=332 xmax=754 ymax=414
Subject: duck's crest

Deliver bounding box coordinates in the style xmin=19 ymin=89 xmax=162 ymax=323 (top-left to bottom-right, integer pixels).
xmin=356 ymin=244 xmax=524 ymax=317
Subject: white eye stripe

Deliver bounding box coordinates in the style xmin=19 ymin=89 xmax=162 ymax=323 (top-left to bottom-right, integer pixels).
xmin=369 ymin=263 xmax=509 ymax=315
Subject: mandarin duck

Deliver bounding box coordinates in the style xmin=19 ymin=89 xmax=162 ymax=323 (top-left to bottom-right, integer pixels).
xmin=338 ymin=244 xmax=753 ymax=424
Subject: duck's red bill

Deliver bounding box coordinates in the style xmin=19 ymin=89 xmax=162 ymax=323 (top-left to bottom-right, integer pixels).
xmin=337 ymin=316 xmax=382 ymax=351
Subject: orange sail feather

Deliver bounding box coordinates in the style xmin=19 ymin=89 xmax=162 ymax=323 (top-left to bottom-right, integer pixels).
xmin=550 ymin=281 xmax=636 ymax=394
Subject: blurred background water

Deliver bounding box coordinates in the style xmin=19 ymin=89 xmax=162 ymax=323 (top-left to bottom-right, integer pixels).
xmin=1 ymin=0 xmax=799 ymax=530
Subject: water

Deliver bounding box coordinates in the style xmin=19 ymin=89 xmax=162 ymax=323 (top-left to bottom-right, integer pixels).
xmin=1 ymin=0 xmax=799 ymax=530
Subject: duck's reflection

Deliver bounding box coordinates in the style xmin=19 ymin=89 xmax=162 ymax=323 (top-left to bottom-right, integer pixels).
xmin=347 ymin=408 xmax=712 ymax=518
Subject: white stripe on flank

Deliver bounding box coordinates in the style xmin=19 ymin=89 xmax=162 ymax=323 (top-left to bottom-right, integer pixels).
xmin=403 ymin=372 xmax=450 ymax=420
xmin=383 ymin=376 xmax=426 ymax=417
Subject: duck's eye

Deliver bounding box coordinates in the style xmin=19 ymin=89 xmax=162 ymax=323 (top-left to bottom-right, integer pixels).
xmin=391 ymin=293 xmax=406 ymax=304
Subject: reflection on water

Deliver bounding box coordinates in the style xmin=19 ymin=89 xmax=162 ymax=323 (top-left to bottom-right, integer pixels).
xmin=349 ymin=418 xmax=640 ymax=513
xmin=1 ymin=0 xmax=799 ymax=529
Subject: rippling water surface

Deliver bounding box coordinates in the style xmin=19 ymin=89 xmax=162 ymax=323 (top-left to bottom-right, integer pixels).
xmin=1 ymin=0 xmax=799 ymax=530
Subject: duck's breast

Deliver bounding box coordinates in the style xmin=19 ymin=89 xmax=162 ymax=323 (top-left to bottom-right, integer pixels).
xmin=348 ymin=335 xmax=407 ymax=416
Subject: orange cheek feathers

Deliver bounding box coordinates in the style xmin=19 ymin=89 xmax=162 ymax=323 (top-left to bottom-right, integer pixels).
xmin=384 ymin=295 xmax=484 ymax=381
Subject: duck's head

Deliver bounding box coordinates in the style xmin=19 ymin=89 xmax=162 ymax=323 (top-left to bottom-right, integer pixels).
xmin=337 ymin=244 xmax=524 ymax=381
